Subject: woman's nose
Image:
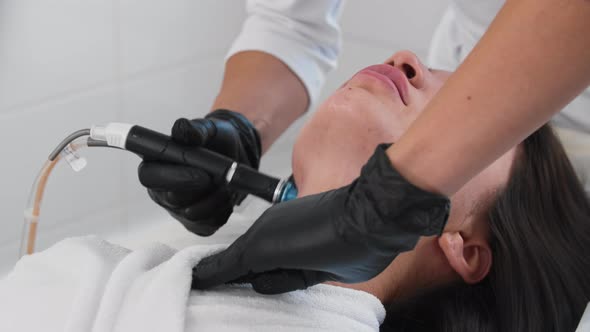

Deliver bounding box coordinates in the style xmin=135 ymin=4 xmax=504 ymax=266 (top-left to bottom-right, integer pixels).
xmin=384 ymin=50 xmax=427 ymax=89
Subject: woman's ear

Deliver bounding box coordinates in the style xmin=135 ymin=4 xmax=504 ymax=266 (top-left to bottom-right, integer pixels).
xmin=438 ymin=232 xmax=492 ymax=284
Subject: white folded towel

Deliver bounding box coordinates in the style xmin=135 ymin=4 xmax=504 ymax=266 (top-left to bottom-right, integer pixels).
xmin=0 ymin=237 xmax=130 ymax=331
xmin=0 ymin=236 xmax=385 ymax=332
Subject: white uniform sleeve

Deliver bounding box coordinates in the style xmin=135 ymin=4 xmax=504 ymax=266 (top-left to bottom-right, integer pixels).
xmin=227 ymin=0 xmax=344 ymax=104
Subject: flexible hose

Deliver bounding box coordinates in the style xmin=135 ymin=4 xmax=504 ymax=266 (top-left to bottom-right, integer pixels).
xmin=20 ymin=159 xmax=59 ymax=257
xmin=20 ymin=134 xmax=90 ymax=258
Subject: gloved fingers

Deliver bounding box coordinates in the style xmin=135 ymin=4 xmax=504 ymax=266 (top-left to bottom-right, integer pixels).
xmin=200 ymin=120 xmax=242 ymax=158
xmin=163 ymin=188 xmax=209 ymax=208
xmin=147 ymin=189 xmax=177 ymax=210
xmin=181 ymin=187 xmax=235 ymax=220
xmin=147 ymin=188 xmax=205 ymax=210
xmin=148 ymin=186 xmax=234 ymax=235
xmin=170 ymin=201 xmax=233 ymax=236
xmin=172 ymin=117 xmax=215 ymax=146
xmin=236 ymin=269 xmax=327 ymax=295
xmin=138 ymin=161 xmax=212 ymax=192
xmin=192 ymin=243 xmax=248 ymax=290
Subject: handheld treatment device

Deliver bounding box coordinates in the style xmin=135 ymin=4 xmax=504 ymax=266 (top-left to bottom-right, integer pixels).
xmin=90 ymin=123 xmax=297 ymax=203
xmin=21 ymin=123 xmax=298 ymax=257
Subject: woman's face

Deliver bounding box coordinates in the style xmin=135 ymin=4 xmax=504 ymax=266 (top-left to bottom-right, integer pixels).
xmin=293 ymin=51 xmax=452 ymax=194
xmin=292 ymin=50 xmax=516 ymax=302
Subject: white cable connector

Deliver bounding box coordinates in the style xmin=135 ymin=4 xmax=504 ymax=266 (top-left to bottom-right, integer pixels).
xmin=61 ymin=144 xmax=87 ymax=172
xmin=90 ymin=123 xmax=134 ymax=149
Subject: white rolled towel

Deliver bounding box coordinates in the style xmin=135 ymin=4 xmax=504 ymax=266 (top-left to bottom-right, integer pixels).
xmin=0 ymin=236 xmax=385 ymax=332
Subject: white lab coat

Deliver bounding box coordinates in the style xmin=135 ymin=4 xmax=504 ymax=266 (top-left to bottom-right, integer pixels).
xmin=227 ymin=0 xmax=343 ymax=105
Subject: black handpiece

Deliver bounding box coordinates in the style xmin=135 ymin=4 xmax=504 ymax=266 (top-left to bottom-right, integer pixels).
xmin=125 ymin=125 xmax=282 ymax=203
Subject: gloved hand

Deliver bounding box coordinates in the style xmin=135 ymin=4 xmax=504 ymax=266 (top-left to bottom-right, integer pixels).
xmin=138 ymin=109 xmax=261 ymax=236
xmin=191 ymin=144 xmax=450 ymax=294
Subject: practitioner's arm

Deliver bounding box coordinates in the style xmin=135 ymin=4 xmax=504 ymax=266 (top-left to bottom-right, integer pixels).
xmin=138 ymin=0 xmax=343 ymax=236
xmin=211 ymin=0 xmax=344 ymax=152
xmin=387 ymin=0 xmax=590 ymax=196
xmin=210 ymin=51 xmax=308 ymax=153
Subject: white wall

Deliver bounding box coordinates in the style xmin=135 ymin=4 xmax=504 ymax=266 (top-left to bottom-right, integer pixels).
xmin=0 ymin=0 xmax=449 ymax=271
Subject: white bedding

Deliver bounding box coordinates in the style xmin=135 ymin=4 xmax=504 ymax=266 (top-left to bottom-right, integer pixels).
xmin=0 ymin=224 xmax=385 ymax=331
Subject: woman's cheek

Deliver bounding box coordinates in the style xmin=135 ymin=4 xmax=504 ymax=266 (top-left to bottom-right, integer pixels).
xmin=327 ymin=88 xmax=415 ymax=142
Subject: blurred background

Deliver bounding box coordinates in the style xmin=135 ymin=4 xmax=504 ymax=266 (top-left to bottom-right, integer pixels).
xmin=0 ymin=0 xmax=449 ymax=273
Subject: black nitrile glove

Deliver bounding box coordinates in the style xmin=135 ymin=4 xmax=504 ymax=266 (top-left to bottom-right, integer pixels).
xmin=138 ymin=109 xmax=261 ymax=236
xmin=191 ymin=144 xmax=450 ymax=294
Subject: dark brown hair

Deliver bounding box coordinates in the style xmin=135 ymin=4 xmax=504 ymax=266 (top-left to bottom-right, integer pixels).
xmin=381 ymin=125 xmax=590 ymax=331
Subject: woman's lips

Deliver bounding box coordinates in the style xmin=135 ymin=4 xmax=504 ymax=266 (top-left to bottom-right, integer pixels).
xmin=354 ymin=64 xmax=409 ymax=105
